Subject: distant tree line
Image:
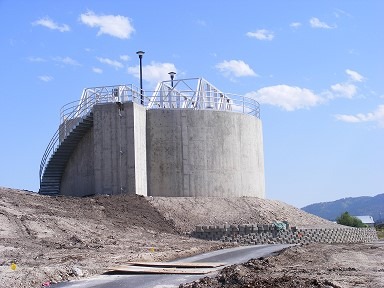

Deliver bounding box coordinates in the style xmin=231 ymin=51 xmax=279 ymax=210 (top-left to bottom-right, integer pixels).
xmin=336 ymin=212 xmax=366 ymax=228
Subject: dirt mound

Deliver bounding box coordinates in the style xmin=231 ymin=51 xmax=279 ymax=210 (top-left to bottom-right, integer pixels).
xmin=149 ymin=197 xmax=338 ymax=232
xmin=1 ymin=187 xmax=381 ymax=288
xmin=180 ymin=258 xmax=336 ymax=288
xmin=0 ymin=188 xmax=175 ymax=236
xmin=0 ymin=187 xmax=226 ymax=288
xmin=181 ymin=242 xmax=384 ymax=288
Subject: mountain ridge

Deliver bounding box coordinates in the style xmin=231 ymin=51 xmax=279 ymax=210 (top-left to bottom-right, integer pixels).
xmin=301 ymin=193 xmax=384 ymax=222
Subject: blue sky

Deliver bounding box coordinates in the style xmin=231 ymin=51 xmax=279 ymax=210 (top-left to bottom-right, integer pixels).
xmin=0 ymin=0 xmax=383 ymax=208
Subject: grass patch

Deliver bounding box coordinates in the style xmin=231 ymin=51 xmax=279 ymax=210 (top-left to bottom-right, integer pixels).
xmin=376 ymin=228 xmax=384 ymax=239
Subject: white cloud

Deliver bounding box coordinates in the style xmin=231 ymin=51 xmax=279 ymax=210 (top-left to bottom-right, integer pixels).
xmin=215 ymin=60 xmax=257 ymax=78
xmin=92 ymin=67 xmax=103 ymax=74
xmin=327 ymin=69 xmax=365 ymax=99
xmin=290 ymin=22 xmax=302 ymax=28
xmin=346 ymin=69 xmax=364 ymax=82
xmin=127 ymin=61 xmax=177 ymax=85
xmin=53 ymin=56 xmax=81 ymax=66
xmin=335 ymin=105 xmax=384 ymax=127
xmin=120 ymin=55 xmax=130 ymax=61
xmin=330 ymin=83 xmax=357 ymax=99
xmin=334 ymin=8 xmax=352 ymax=18
xmin=246 ymin=29 xmax=274 ymax=41
xmin=309 ymin=17 xmax=335 ymax=29
xmin=246 ymin=85 xmax=323 ymax=111
xmin=28 ymin=57 xmax=45 ymax=62
xmin=80 ymin=11 xmax=135 ymax=39
xmin=196 ymin=19 xmax=207 ymax=26
xmin=38 ymin=75 xmax=53 ymax=82
xmin=97 ymin=57 xmax=123 ymax=69
xmin=32 ymin=17 xmax=70 ymax=32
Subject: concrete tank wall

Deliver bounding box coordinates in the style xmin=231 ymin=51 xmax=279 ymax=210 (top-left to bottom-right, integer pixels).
xmin=59 ymin=103 xmax=264 ymax=198
xmin=60 ymin=102 xmax=147 ymax=196
xmin=146 ymin=109 xmax=265 ymax=198
xmin=60 ymin=128 xmax=95 ymax=196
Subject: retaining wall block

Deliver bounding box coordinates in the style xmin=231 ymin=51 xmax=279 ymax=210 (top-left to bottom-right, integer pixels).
xmin=191 ymin=224 xmax=378 ymax=246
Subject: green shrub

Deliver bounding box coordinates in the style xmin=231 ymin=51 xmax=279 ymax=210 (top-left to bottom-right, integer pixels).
xmin=376 ymin=227 xmax=384 ymax=239
xmin=336 ymin=212 xmax=366 ymax=228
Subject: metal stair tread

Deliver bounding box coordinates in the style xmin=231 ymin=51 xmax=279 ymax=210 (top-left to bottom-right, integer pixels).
xmin=40 ymin=112 xmax=94 ymax=195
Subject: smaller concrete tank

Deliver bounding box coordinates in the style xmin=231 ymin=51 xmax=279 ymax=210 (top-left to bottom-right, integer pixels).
xmin=146 ymin=108 xmax=265 ymax=198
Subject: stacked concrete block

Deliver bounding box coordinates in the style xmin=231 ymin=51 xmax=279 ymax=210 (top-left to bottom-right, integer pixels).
xmin=191 ymin=223 xmax=378 ymax=245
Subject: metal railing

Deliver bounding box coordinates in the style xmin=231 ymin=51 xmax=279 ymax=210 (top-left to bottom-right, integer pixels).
xmin=147 ymin=78 xmax=260 ymax=118
xmin=59 ymin=84 xmax=142 ymax=125
xmin=39 ymin=78 xmax=260 ymax=187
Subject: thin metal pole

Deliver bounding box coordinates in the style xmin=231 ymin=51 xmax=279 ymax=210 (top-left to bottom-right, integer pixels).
xmin=139 ymin=55 xmax=143 ymax=105
xmin=136 ymin=51 xmax=145 ymax=105
xmin=168 ymin=71 xmax=176 ymax=87
xmin=168 ymin=71 xmax=176 ymax=107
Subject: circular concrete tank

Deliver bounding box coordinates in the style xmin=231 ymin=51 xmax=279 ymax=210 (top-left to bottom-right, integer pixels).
xmin=146 ymin=109 xmax=265 ymax=198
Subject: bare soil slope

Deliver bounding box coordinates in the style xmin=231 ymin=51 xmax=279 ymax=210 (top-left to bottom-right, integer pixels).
xmin=0 ymin=187 xmax=226 ymax=287
xmin=149 ymin=197 xmax=339 ymax=232
xmin=1 ymin=187 xmax=381 ymax=288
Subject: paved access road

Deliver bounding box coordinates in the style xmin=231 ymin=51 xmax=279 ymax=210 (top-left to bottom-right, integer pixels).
xmin=52 ymin=244 xmax=292 ymax=288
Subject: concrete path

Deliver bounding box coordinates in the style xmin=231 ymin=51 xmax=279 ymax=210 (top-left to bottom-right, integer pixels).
xmin=52 ymin=244 xmax=292 ymax=288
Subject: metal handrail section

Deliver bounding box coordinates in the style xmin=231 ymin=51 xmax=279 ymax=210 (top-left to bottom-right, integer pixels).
xmin=39 ymin=78 xmax=260 ymax=187
xmin=147 ymin=78 xmax=260 ymax=118
xmin=59 ymin=84 xmax=141 ymax=125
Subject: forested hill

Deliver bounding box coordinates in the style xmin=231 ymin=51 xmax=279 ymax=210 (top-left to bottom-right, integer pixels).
xmin=301 ymin=193 xmax=384 ymax=222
